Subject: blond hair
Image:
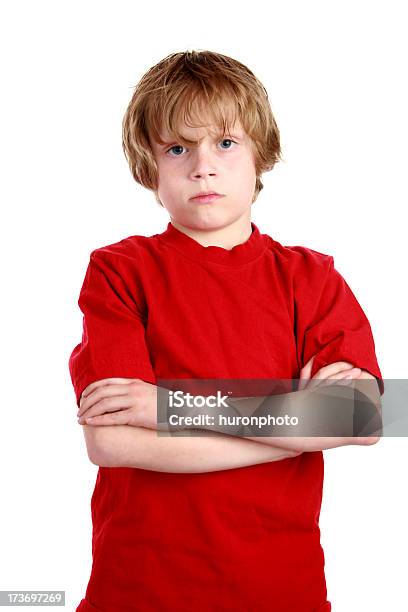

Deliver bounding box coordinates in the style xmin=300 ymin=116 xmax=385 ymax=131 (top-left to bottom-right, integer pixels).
xmin=122 ymin=50 xmax=283 ymax=207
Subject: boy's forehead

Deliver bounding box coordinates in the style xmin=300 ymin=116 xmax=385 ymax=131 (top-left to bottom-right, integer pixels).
xmin=156 ymin=118 xmax=245 ymax=144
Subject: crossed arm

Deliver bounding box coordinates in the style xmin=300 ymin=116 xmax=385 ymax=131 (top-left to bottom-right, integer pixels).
xmin=82 ymin=424 xmax=302 ymax=473
xmin=76 ymin=356 xmax=381 ymax=472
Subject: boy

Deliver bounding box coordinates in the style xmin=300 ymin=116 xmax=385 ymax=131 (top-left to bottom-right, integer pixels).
xmin=69 ymin=50 xmax=383 ymax=612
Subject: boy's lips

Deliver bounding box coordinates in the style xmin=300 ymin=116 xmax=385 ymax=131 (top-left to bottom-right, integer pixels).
xmin=190 ymin=192 xmax=225 ymax=203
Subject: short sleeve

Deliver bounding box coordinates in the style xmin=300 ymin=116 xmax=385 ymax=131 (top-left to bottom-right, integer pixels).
xmin=294 ymin=251 xmax=384 ymax=396
xmin=68 ymin=248 xmax=157 ymax=408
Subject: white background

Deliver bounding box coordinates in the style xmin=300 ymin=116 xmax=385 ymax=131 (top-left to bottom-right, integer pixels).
xmin=1 ymin=1 xmax=406 ymax=610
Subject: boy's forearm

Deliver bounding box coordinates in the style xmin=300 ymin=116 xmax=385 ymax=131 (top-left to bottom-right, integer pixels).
xmin=90 ymin=424 xmax=300 ymax=473
xmin=238 ymin=384 xmax=381 ymax=451
xmin=167 ymin=383 xmax=381 ymax=453
xmin=243 ymin=434 xmax=378 ymax=452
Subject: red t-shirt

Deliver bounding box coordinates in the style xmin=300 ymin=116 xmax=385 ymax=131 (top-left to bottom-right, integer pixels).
xmin=69 ymin=221 xmax=384 ymax=612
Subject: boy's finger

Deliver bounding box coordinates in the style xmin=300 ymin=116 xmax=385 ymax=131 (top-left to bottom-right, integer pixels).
xmin=298 ymin=358 xmax=355 ymax=392
xmin=298 ymin=355 xmax=316 ymax=391
xmin=301 ymin=362 xmax=354 ymax=390
xmin=79 ymin=382 xmax=133 ymax=415
xmin=304 ymin=368 xmax=361 ymax=391
xmin=78 ymin=392 xmax=134 ymax=420
xmin=311 ymin=361 xmax=356 ymax=379
xmin=78 ymin=396 xmax=133 ymax=422
xmin=81 ymin=377 xmax=138 ymax=399
xmin=80 ymin=410 xmax=131 ymax=426
xmin=299 ymin=355 xmax=316 ymax=380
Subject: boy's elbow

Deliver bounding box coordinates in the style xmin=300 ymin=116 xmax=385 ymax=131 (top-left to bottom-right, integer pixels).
xmin=82 ymin=425 xmax=118 ymax=466
xmin=359 ymin=435 xmax=381 ymax=446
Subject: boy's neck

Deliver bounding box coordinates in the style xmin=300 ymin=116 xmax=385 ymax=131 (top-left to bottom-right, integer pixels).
xmin=169 ymin=215 xmax=253 ymax=251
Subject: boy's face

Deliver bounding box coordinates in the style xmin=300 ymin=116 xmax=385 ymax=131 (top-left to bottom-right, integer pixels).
xmin=150 ymin=116 xmax=257 ymax=232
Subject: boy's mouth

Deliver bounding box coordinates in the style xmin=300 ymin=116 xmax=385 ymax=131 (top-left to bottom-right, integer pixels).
xmin=190 ymin=191 xmax=224 ymax=203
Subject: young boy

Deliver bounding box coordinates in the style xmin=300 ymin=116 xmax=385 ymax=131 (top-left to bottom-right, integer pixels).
xmin=69 ymin=50 xmax=384 ymax=612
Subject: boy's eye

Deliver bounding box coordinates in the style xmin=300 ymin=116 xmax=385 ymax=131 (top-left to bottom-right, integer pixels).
xmin=166 ymin=138 xmax=237 ymax=156
xmin=167 ymin=145 xmax=185 ymax=156
xmin=219 ymin=138 xmax=236 ymax=149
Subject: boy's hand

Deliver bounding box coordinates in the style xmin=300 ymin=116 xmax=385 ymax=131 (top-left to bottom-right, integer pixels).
xmin=298 ymin=354 xmax=361 ymax=391
xmin=77 ymin=378 xmax=163 ymax=430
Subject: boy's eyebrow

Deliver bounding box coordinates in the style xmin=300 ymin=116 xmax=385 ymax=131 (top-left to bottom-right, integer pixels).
xmin=158 ymin=132 xmax=244 ymax=147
